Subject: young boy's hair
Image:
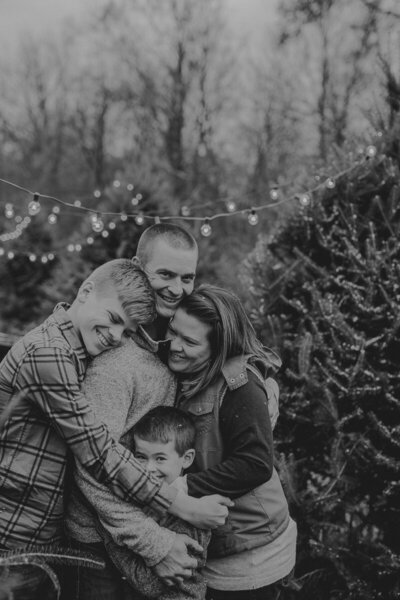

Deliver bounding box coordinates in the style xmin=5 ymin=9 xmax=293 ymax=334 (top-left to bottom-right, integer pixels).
xmin=132 ymin=406 xmax=196 ymax=456
xmin=84 ymin=259 xmax=156 ymax=325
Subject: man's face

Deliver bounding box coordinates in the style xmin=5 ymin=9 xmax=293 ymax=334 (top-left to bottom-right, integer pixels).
xmin=75 ymin=284 xmax=137 ymax=357
xmin=133 ymin=436 xmax=194 ymax=484
xmin=143 ymin=239 xmax=198 ymax=319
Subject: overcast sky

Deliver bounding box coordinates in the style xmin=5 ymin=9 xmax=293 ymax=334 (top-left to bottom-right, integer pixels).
xmin=0 ymin=0 xmax=278 ymax=54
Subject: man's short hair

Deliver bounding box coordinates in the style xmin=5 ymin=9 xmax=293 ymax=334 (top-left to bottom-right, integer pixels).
xmin=84 ymin=259 xmax=156 ymax=325
xmin=136 ymin=223 xmax=198 ymax=266
xmin=132 ymin=406 xmax=196 ymax=456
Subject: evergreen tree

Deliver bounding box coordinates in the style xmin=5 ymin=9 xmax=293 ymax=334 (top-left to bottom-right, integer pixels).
xmin=244 ymin=132 xmax=400 ymax=598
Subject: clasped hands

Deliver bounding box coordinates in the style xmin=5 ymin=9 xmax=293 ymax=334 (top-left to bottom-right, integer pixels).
xmin=154 ymin=483 xmax=233 ymax=588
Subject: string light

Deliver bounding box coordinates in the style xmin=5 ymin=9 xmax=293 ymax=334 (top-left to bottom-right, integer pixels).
xmin=200 ymin=219 xmax=212 ymax=237
xmin=247 ymin=209 xmax=259 ymax=226
xmin=28 ymin=193 xmax=41 ymax=216
xmin=0 ymin=147 xmax=384 ymax=262
xmin=134 ymin=213 xmax=145 ymax=226
xmin=92 ymin=216 xmax=104 ymax=233
xmin=270 ymin=186 xmax=279 ymax=201
xmin=326 ymin=178 xmax=336 ymax=189
xmin=299 ymin=193 xmax=311 ymax=207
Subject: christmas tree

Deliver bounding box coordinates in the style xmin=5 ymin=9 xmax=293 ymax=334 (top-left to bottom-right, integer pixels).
xmin=245 ymin=130 xmax=400 ymax=598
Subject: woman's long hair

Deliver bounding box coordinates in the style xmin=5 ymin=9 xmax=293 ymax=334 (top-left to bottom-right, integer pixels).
xmin=177 ymin=284 xmax=268 ymax=398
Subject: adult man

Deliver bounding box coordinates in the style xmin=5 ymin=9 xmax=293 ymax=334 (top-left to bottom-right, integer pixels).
xmin=64 ymin=224 xmax=231 ymax=599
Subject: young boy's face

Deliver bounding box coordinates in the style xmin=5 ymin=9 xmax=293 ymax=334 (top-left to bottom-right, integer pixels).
xmin=133 ymin=436 xmax=194 ymax=484
xmin=75 ymin=283 xmax=137 ymax=357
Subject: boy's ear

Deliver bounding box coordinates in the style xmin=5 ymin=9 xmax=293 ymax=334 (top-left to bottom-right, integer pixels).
xmin=76 ymin=280 xmax=95 ymax=303
xmin=182 ymin=449 xmax=195 ymax=470
xmin=132 ymin=256 xmax=141 ymax=268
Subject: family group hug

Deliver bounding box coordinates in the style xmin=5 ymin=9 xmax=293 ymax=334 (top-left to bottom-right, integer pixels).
xmin=0 ymin=223 xmax=297 ymax=600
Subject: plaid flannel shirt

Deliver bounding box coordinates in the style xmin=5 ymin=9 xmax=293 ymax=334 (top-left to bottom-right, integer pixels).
xmin=0 ymin=304 xmax=174 ymax=549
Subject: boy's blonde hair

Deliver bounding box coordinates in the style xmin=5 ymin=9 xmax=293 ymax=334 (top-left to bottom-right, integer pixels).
xmin=84 ymin=259 xmax=156 ymax=325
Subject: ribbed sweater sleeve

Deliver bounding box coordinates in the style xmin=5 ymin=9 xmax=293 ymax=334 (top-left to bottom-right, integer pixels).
xmin=186 ymin=371 xmax=274 ymax=498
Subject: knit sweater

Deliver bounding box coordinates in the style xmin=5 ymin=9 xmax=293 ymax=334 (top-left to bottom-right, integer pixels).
xmin=64 ymin=331 xmax=178 ymax=567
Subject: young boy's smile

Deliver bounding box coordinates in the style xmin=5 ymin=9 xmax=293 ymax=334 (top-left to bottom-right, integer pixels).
xmin=74 ymin=284 xmax=138 ymax=357
xmin=133 ymin=437 xmax=194 ymax=484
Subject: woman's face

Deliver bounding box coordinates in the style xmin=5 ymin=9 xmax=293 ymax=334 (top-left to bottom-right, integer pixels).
xmin=167 ymin=308 xmax=212 ymax=375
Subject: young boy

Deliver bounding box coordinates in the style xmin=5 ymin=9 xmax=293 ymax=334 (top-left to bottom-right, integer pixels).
xmin=100 ymin=406 xmax=211 ymax=600
xmin=0 ymin=259 xmax=176 ymax=557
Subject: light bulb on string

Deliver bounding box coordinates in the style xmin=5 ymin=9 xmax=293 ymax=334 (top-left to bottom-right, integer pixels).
xmin=41 ymin=256 xmax=48 ymax=264
xmin=247 ymin=210 xmax=259 ymax=226
xmin=7 ymin=251 xmax=15 ymax=260
xmin=326 ymin=178 xmax=335 ymax=189
xmin=131 ymin=197 xmax=139 ymax=206
xmin=92 ymin=216 xmax=104 ymax=233
xmin=226 ymin=200 xmax=236 ymax=213
xmin=74 ymin=200 xmax=82 ymax=207
xmin=135 ymin=214 xmax=145 ymax=226
xmin=52 ymin=206 xmax=60 ymax=214
xmin=67 ymin=244 xmax=75 ymax=252
xmin=127 ymin=183 xmax=134 ymax=191
xmin=29 ymin=253 xmax=36 ymax=262
xmin=75 ymin=244 xmax=82 ymax=252
xmin=101 ymin=230 xmax=109 ymax=238
xmin=113 ymin=180 xmax=121 ymax=188
xmin=0 ymin=248 xmax=4 ymax=257
xmin=15 ymin=216 xmax=22 ymax=224
xmin=299 ymin=193 xmax=311 ymax=207
xmin=28 ymin=193 xmax=41 ymax=216
xmin=48 ymin=213 xmax=57 ymax=225
xmin=120 ymin=212 xmax=128 ymax=222
xmin=48 ymin=253 xmax=55 ymax=261
xmin=108 ymin=222 xmax=116 ymax=230
xmin=366 ymin=145 xmax=377 ymax=158
xmin=200 ymin=219 xmax=212 ymax=237
xmin=86 ymin=237 xmax=94 ymax=245
xmin=93 ymin=189 xmax=101 ymax=198
xmin=5 ymin=204 xmax=14 ymax=219
xmin=269 ymin=187 xmax=279 ymax=201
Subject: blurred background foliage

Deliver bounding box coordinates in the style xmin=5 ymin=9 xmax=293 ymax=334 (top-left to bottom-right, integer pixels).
xmin=1 ymin=0 xmax=400 ymax=597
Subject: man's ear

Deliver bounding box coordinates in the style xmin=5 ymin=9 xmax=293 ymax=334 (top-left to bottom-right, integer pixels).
xmin=76 ymin=280 xmax=95 ymax=303
xmin=132 ymin=256 xmax=141 ymax=268
xmin=182 ymin=449 xmax=195 ymax=470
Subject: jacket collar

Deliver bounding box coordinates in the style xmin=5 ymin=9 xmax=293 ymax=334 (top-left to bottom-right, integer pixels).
xmin=222 ymin=349 xmax=282 ymax=391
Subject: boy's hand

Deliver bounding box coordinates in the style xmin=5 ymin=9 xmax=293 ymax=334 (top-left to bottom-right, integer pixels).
xmin=169 ymin=490 xmax=233 ymax=529
xmin=153 ymin=533 xmax=201 ymax=587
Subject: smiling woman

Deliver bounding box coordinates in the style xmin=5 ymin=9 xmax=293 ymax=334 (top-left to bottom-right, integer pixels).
xmin=169 ymin=284 xmax=297 ymax=600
